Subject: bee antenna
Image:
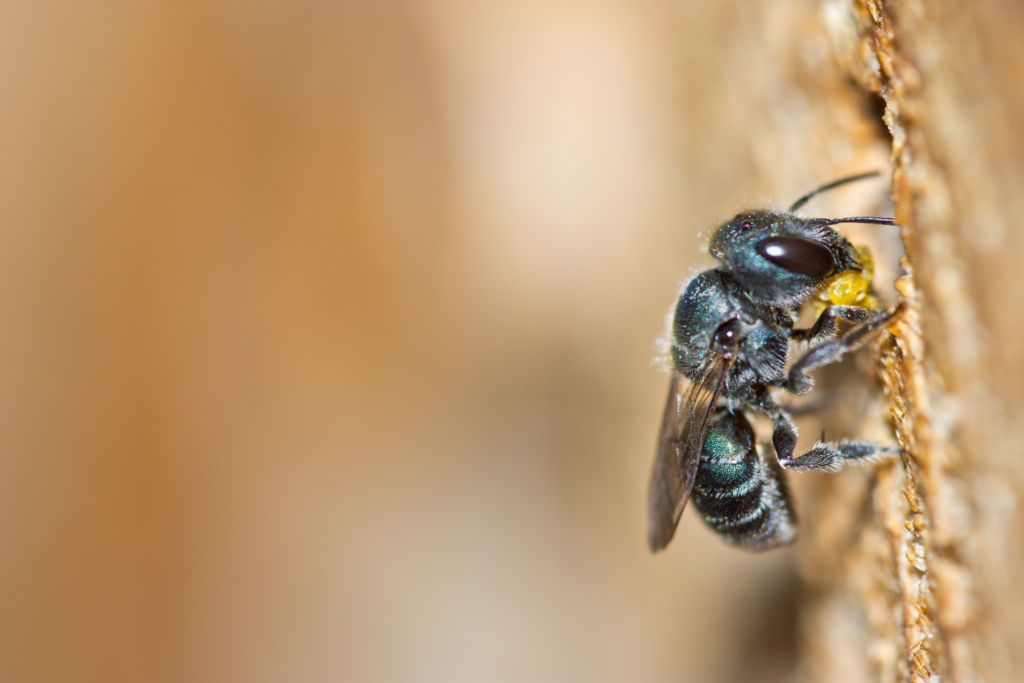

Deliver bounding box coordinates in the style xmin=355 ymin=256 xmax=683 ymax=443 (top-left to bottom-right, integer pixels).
xmin=788 ymin=171 xmax=883 ymax=213
xmin=814 ymin=216 xmax=896 ymax=227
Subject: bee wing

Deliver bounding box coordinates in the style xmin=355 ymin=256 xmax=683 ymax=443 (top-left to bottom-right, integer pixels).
xmin=647 ymin=348 xmax=738 ymax=552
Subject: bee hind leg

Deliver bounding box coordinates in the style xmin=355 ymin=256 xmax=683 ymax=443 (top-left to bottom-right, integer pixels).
xmin=778 ymin=440 xmax=900 ymax=472
xmin=757 ymin=393 xmax=900 ymax=473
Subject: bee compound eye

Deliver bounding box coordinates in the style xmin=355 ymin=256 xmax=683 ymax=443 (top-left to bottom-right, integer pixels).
xmin=754 ymin=236 xmax=835 ymax=279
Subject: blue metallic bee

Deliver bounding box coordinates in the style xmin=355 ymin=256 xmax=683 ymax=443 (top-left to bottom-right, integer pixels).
xmin=648 ymin=173 xmax=904 ymax=552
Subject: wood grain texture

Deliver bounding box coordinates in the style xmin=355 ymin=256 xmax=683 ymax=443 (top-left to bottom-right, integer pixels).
xmin=798 ymin=1 xmax=1024 ymax=681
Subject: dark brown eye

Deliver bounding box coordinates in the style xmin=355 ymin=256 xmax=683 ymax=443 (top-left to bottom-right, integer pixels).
xmin=755 ymin=236 xmax=835 ymax=278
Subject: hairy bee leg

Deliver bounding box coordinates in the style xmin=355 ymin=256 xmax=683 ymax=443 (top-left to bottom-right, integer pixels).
xmin=779 ymin=441 xmax=900 ymax=472
xmin=790 ymin=304 xmax=878 ymax=343
xmin=750 ymin=391 xmax=801 ymax=462
xmin=786 ymin=303 xmax=906 ymax=395
xmin=752 ymin=392 xmax=899 ymax=472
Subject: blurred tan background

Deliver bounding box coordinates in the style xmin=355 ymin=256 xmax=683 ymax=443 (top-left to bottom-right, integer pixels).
xmin=0 ymin=3 xmax=1018 ymax=683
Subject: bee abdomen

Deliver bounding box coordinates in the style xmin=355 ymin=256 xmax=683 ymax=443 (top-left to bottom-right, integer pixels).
xmin=691 ymin=412 xmax=796 ymax=551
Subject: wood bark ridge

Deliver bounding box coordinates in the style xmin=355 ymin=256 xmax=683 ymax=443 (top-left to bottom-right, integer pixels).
xmin=804 ymin=1 xmax=1023 ymax=682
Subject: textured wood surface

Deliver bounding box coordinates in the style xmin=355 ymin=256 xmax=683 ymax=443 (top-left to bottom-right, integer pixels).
xmin=800 ymin=1 xmax=1024 ymax=681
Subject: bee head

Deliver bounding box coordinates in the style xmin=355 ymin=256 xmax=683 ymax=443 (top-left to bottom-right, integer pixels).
xmin=708 ymin=210 xmax=862 ymax=304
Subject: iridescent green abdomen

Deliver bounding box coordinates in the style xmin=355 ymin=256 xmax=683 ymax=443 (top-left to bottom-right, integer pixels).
xmin=691 ymin=411 xmax=796 ymax=551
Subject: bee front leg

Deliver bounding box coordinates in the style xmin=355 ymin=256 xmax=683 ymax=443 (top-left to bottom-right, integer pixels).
xmin=786 ymin=303 xmax=906 ymax=395
xmin=790 ymin=305 xmax=878 ymax=343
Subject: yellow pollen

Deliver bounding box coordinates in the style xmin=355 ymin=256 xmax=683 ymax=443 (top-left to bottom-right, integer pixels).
xmin=812 ymin=245 xmax=877 ymax=313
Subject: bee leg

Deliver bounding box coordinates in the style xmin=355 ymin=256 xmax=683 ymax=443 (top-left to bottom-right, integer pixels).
xmin=753 ymin=392 xmax=900 ymax=472
xmin=780 ymin=440 xmax=900 ymax=471
xmin=786 ymin=303 xmax=906 ymax=395
xmin=790 ymin=305 xmax=878 ymax=343
xmin=750 ymin=392 xmax=800 ymax=464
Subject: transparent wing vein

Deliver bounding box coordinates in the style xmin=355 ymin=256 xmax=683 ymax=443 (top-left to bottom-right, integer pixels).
xmin=647 ymin=347 xmax=738 ymax=552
